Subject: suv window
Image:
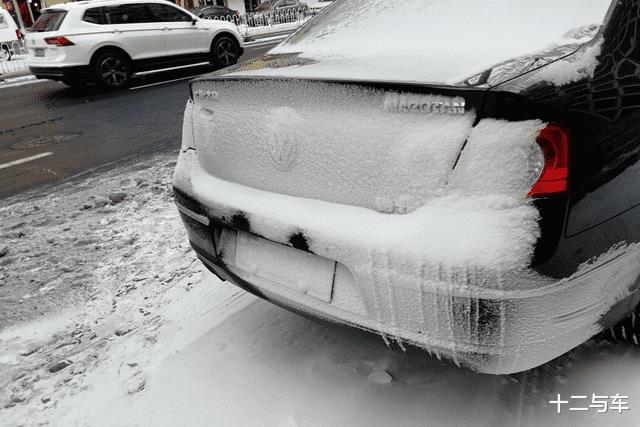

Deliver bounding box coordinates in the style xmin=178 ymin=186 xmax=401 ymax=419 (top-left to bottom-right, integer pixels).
xmin=0 ymin=14 xmax=7 ymax=29
xmin=83 ymin=7 xmax=109 ymax=25
xmin=148 ymin=4 xmax=193 ymax=22
xmin=31 ymin=10 xmax=67 ymax=32
xmin=106 ymin=4 xmax=154 ymax=25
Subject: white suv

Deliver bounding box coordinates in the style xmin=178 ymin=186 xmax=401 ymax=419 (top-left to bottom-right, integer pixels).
xmin=26 ymin=0 xmax=244 ymax=89
xmin=0 ymin=8 xmax=23 ymax=61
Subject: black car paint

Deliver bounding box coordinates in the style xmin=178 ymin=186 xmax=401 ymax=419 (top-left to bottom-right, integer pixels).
xmin=198 ymin=6 xmax=238 ymax=19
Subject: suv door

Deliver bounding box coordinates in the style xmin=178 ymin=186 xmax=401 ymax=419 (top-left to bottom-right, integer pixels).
xmin=102 ymin=4 xmax=167 ymax=60
xmin=147 ymin=3 xmax=209 ymax=57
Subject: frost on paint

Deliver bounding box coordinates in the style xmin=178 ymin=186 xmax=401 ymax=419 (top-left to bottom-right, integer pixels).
xmin=499 ymin=37 xmax=606 ymax=91
xmin=190 ymin=80 xmax=477 ymax=215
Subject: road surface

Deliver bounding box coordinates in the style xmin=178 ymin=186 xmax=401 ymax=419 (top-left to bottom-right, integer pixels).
xmin=0 ymin=40 xmax=277 ymax=199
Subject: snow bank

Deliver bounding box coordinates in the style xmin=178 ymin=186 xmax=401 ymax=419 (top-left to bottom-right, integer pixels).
xmin=0 ymin=153 xmax=204 ymax=421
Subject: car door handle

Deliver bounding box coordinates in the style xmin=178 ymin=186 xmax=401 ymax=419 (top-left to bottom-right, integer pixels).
xmin=112 ymin=28 xmax=121 ymax=34
xmin=163 ymin=27 xmax=171 ymax=31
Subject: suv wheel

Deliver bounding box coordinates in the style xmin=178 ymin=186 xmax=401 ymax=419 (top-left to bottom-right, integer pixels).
xmin=94 ymin=52 xmax=131 ymax=90
xmin=0 ymin=46 xmax=11 ymax=62
xmin=211 ymin=37 xmax=239 ymax=68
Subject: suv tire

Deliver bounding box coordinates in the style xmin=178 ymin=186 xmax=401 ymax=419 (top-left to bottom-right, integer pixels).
xmin=211 ymin=36 xmax=239 ymax=68
xmin=93 ymin=51 xmax=131 ymax=90
xmin=1 ymin=46 xmax=11 ymax=62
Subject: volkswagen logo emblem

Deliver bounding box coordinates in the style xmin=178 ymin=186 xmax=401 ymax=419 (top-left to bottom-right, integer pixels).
xmin=268 ymin=133 xmax=298 ymax=171
xmin=266 ymin=107 xmax=300 ymax=171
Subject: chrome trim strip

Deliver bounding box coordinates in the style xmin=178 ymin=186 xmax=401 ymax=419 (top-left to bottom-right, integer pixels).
xmin=175 ymin=201 xmax=210 ymax=226
xmin=133 ymin=61 xmax=210 ymax=76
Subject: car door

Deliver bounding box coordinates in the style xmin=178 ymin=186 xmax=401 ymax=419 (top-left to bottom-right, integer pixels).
xmin=147 ymin=3 xmax=209 ymax=57
xmin=103 ymin=3 xmax=167 ymax=61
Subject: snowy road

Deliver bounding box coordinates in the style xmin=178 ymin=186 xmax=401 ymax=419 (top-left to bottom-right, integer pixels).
xmin=1 ymin=153 xmax=639 ymax=426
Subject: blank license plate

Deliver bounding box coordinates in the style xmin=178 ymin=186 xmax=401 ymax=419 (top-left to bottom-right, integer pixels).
xmin=235 ymin=232 xmax=335 ymax=302
xmin=34 ymin=48 xmax=44 ymax=57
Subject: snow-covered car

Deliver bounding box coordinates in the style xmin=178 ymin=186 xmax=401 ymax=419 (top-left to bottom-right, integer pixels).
xmin=250 ymin=0 xmax=308 ymax=26
xmin=25 ymin=0 xmax=244 ymax=89
xmin=173 ymin=0 xmax=640 ymax=374
xmin=0 ymin=7 xmax=22 ymax=61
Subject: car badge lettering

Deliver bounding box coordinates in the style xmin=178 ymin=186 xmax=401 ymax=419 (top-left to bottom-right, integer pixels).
xmin=193 ymin=89 xmax=219 ymax=100
xmin=384 ymin=93 xmax=466 ymax=115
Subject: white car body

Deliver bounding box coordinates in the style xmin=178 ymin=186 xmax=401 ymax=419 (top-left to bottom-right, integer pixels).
xmin=0 ymin=8 xmax=21 ymax=61
xmin=25 ymin=0 xmax=243 ymax=86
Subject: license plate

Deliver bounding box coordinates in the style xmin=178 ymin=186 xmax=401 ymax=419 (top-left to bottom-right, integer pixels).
xmin=235 ymin=232 xmax=335 ymax=302
xmin=34 ymin=48 xmax=44 ymax=57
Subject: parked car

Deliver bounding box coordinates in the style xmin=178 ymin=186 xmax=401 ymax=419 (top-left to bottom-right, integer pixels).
xmin=25 ymin=0 xmax=244 ymax=89
xmin=252 ymin=0 xmax=308 ymax=25
xmin=173 ymin=0 xmax=640 ymax=374
xmin=0 ymin=7 xmax=22 ymax=61
xmin=307 ymin=0 xmax=333 ymax=14
xmin=198 ymin=5 xmax=239 ymax=22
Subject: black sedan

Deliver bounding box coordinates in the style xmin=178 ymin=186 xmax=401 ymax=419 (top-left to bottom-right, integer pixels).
xmin=197 ymin=5 xmax=239 ymax=21
xmin=173 ymin=0 xmax=640 ymax=374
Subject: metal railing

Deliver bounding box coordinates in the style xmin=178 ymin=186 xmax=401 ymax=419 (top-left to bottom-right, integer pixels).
xmin=0 ymin=39 xmax=29 ymax=78
xmin=203 ymin=8 xmax=311 ymax=39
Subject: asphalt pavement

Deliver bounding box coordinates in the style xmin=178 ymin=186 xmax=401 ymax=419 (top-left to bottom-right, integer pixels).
xmin=0 ymin=41 xmax=278 ymax=199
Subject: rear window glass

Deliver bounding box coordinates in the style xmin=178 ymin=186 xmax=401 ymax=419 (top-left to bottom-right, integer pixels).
xmin=31 ymin=10 xmax=67 ymax=32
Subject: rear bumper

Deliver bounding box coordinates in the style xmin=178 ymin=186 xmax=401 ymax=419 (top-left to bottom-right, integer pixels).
xmin=28 ymin=65 xmax=89 ymax=81
xmin=173 ymin=149 xmax=640 ymax=374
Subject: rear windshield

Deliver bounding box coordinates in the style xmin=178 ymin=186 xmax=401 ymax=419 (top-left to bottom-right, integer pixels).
xmin=285 ymin=0 xmax=614 ymax=52
xmin=31 ymin=10 xmax=67 ymax=32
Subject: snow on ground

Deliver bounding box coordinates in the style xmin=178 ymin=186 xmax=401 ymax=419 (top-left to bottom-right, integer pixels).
xmin=1 ymin=153 xmax=640 ymax=426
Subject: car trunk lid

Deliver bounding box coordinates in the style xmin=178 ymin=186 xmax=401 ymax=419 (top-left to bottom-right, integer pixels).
xmin=189 ymin=77 xmax=482 ymax=214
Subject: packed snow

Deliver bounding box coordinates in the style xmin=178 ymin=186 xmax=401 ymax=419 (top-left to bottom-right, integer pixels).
xmin=1 ymin=153 xmax=640 ymax=425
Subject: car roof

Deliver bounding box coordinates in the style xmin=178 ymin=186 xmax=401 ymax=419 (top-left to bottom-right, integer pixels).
xmin=44 ymin=0 xmax=179 ymax=11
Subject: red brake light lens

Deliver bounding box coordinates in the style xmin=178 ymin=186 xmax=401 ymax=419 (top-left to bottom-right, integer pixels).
xmin=15 ymin=29 xmax=24 ymax=40
xmin=528 ymin=124 xmax=570 ymax=197
xmin=44 ymin=36 xmax=74 ymax=46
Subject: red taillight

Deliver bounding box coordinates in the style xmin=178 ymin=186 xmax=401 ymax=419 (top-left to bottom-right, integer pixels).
xmin=44 ymin=36 xmax=74 ymax=46
xmin=528 ymin=124 xmax=570 ymax=197
xmin=15 ymin=29 xmax=24 ymax=40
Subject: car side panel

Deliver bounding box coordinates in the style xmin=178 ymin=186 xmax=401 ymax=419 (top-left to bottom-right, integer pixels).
xmin=96 ymin=23 xmax=167 ymax=60
xmin=163 ymin=21 xmax=211 ymax=56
